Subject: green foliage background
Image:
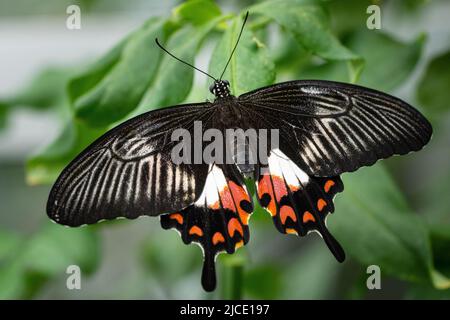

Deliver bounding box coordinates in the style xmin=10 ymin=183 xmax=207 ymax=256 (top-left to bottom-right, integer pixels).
xmin=0 ymin=0 xmax=450 ymax=299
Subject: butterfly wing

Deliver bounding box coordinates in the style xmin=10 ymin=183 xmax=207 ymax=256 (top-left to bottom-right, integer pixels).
xmin=160 ymin=163 xmax=253 ymax=291
xmin=256 ymin=148 xmax=345 ymax=261
xmin=47 ymin=103 xmax=214 ymax=227
xmin=239 ymin=80 xmax=433 ymax=177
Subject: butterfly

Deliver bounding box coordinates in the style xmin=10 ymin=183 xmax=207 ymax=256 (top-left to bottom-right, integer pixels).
xmin=46 ymin=13 xmax=432 ymax=292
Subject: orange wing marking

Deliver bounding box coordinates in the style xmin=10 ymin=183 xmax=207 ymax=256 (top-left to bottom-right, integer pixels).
xmin=317 ymin=199 xmax=327 ymax=211
xmin=280 ymin=205 xmax=297 ymax=224
xmin=324 ymin=180 xmax=335 ymax=193
xmin=212 ymin=232 xmax=225 ymax=245
xmin=189 ymin=226 xmax=203 ymax=237
xmin=169 ymin=213 xmax=183 ymax=224
xmin=228 ymin=218 xmax=244 ymax=238
xmin=302 ymin=211 xmax=316 ymax=223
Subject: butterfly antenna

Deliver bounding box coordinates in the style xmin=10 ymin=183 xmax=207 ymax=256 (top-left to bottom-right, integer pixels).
xmin=155 ymin=38 xmax=217 ymax=81
xmin=219 ymin=11 xmax=249 ymax=80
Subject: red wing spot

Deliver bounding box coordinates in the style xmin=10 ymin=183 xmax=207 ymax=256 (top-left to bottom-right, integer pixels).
xmin=303 ymin=211 xmax=316 ymax=223
xmin=229 ymin=181 xmax=250 ymax=201
xmin=280 ymin=205 xmax=297 ymax=224
xmin=229 ymin=181 xmax=250 ymax=225
xmin=212 ymin=232 xmax=225 ymax=245
xmin=271 ymin=175 xmax=288 ymax=202
xmin=228 ymin=218 xmax=244 ymax=238
xmin=288 ymin=184 xmax=300 ymax=192
xmin=258 ymin=175 xmax=276 ymax=216
xmin=218 ymin=186 xmax=236 ymax=212
xmin=324 ymin=180 xmax=335 ymax=193
xmin=189 ymin=225 xmax=203 ymax=237
xmin=169 ymin=213 xmax=183 ymax=224
xmin=317 ymin=199 xmax=327 ymax=211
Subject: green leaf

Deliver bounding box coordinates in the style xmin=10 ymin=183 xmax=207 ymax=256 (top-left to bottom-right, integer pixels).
xmin=244 ymin=265 xmax=282 ymax=299
xmin=219 ymin=249 xmax=247 ymax=299
xmin=173 ymin=0 xmax=221 ymax=26
xmin=26 ymin=120 xmax=106 ymax=185
xmin=352 ymin=31 xmax=425 ymax=91
xmin=417 ymin=50 xmax=450 ymax=114
xmin=250 ymin=0 xmax=361 ymax=63
xmin=70 ymin=18 xmax=165 ymax=127
xmin=327 ymin=0 xmax=374 ymax=36
xmin=0 ymin=101 xmax=8 ymax=129
xmin=329 ymin=165 xmax=449 ymax=289
xmin=208 ymin=15 xmax=276 ymax=96
xmin=301 ymin=30 xmax=425 ymax=91
xmin=429 ymin=224 xmax=450 ymax=279
xmin=68 ymin=37 xmax=129 ymax=106
xmin=8 ymin=67 xmax=73 ymax=110
xmin=140 ymin=230 xmax=200 ymax=283
xmin=134 ymin=16 xmax=226 ymax=115
xmin=281 ymin=241 xmax=341 ymax=299
xmin=20 ymin=224 xmax=100 ymax=276
xmin=0 ymin=223 xmax=100 ymax=299
xmin=0 ymin=230 xmax=22 ymax=262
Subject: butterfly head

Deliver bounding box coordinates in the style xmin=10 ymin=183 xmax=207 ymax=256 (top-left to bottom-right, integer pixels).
xmin=209 ymin=80 xmax=231 ymax=99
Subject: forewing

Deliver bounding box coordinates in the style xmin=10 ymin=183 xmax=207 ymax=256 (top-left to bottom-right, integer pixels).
xmin=47 ymin=103 xmax=214 ymax=226
xmin=239 ymin=80 xmax=432 ymax=176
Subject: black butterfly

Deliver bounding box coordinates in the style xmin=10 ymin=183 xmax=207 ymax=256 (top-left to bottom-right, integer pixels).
xmin=47 ymin=13 xmax=432 ymax=292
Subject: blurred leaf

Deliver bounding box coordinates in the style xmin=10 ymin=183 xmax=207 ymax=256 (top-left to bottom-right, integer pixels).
xmin=0 ymin=230 xmax=22 ymax=262
xmin=250 ymin=0 xmax=362 ymax=80
xmin=8 ymin=67 xmax=73 ymax=110
xmin=301 ymin=30 xmax=425 ymax=91
xmin=173 ymin=0 xmax=221 ymax=26
xmin=26 ymin=120 xmax=106 ymax=185
xmin=281 ymin=241 xmax=340 ymax=299
xmin=140 ymin=231 xmax=200 ymax=283
xmin=209 ymin=14 xmax=276 ymax=96
xmin=417 ymin=51 xmax=450 ymax=114
xmin=329 ymin=165 xmax=450 ymax=289
xmin=21 ymin=224 xmax=99 ymax=275
xmin=328 ymin=0 xmax=373 ymax=36
xmin=353 ymin=31 xmax=425 ymax=91
xmin=68 ymin=37 xmax=129 ymax=106
xmin=406 ymin=284 xmax=450 ymax=299
xmin=272 ymin=29 xmax=311 ymax=74
xmin=244 ymin=264 xmax=282 ymax=299
xmin=429 ymin=224 xmax=450 ymax=279
xmin=0 ymin=223 xmax=100 ymax=299
xmin=219 ymin=249 xmax=247 ymax=299
xmin=135 ymin=16 xmax=225 ymax=115
xmin=0 ymin=101 xmax=8 ymax=129
xmin=70 ymin=18 xmax=165 ymax=127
